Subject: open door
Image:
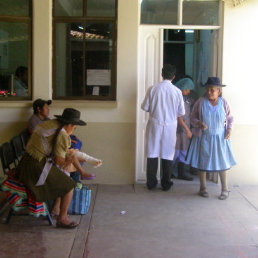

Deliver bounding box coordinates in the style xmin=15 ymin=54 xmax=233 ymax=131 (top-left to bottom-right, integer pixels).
xmin=136 ymin=27 xmax=222 ymax=183
xmin=136 ymin=27 xmax=163 ymax=183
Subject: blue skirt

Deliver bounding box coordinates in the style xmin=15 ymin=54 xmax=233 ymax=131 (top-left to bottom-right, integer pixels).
xmin=186 ymin=129 xmax=236 ymax=172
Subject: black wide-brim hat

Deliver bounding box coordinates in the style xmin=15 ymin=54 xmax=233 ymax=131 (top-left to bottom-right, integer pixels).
xmin=204 ymin=77 xmax=226 ymax=87
xmin=54 ymin=108 xmax=86 ymax=126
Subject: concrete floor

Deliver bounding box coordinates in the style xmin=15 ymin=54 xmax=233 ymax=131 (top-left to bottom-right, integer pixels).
xmin=0 ymin=180 xmax=258 ymax=258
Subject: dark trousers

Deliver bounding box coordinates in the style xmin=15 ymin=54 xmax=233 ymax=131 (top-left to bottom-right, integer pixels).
xmin=70 ymin=171 xmax=80 ymax=183
xmin=146 ymin=158 xmax=173 ymax=190
xmin=70 ymin=162 xmax=84 ymax=183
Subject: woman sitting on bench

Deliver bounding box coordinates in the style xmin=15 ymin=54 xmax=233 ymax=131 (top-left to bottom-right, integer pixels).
xmin=16 ymin=108 xmax=94 ymax=228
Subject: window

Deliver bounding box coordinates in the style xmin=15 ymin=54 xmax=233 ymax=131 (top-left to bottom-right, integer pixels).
xmin=141 ymin=0 xmax=220 ymax=26
xmin=183 ymin=0 xmax=219 ymax=25
xmin=141 ymin=0 xmax=178 ymax=25
xmin=0 ymin=0 xmax=32 ymax=100
xmin=53 ymin=0 xmax=117 ymax=100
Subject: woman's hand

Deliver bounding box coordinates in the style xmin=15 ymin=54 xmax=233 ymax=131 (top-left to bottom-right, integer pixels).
xmin=65 ymin=154 xmax=74 ymax=167
xmin=178 ymin=117 xmax=192 ymax=138
xmin=225 ymin=128 xmax=232 ymax=140
xmin=200 ymin=122 xmax=208 ymax=131
xmin=67 ymin=148 xmax=78 ymax=155
xmin=54 ymin=156 xmax=69 ymax=169
xmin=54 ymin=152 xmax=75 ymax=170
xmin=186 ymin=129 xmax=192 ymax=139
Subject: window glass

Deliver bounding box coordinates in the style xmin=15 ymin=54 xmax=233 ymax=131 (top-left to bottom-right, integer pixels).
xmin=183 ymin=0 xmax=219 ymax=25
xmin=86 ymin=0 xmax=116 ymax=17
xmin=165 ymin=29 xmax=195 ymax=42
xmin=0 ymin=0 xmax=29 ymax=16
xmin=55 ymin=23 xmax=83 ymax=97
xmin=54 ymin=0 xmax=83 ymax=17
xmin=141 ymin=0 xmax=178 ymax=25
xmin=164 ymin=29 xmax=195 ymax=80
xmin=0 ymin=22 xmax=29 ymax=98
xmin=53 ymin=0 xmax=117 ymax=100
xmin=85 ymin=23 xmax=113 ymax=97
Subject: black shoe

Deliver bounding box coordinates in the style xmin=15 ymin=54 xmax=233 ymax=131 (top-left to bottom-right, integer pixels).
xmin=147 ymin=184 xmax=157 ymax=190
xmin=177 ymin=174 xmax=194 ymax=181
xmin=178 ymin=162 xmax=193 ymax=181
xmin=162 ymin=181 xmax=173 ymax=191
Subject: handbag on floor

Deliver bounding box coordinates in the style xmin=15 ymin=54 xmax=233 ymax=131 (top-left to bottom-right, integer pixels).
xmin=68 ymin=186 xmax=91 ymax=215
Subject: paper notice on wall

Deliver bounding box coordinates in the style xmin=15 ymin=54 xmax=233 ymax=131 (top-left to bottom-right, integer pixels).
xmin=92 ymin=86 xmax=100 ymax=96
xmin=87 ymin=69 xmax=111 ymax=86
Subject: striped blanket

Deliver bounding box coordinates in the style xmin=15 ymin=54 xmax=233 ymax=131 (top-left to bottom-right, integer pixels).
xmin=0 ymin=176 xmax=47 ymax=217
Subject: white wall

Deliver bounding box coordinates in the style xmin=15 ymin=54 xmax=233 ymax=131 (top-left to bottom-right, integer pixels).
xmin=223 ymin=0 xmax=258 ymax=184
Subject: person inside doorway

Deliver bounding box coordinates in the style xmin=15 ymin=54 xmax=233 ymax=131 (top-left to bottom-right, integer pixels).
xmin=141 ymin=64 xmax=191 ymax=191
xmin=173 ymin=77 xmax=195 ymax=181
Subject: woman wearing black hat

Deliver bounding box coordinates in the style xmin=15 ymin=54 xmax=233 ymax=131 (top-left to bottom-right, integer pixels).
xmin=16 ymin=108 xmax=93 ymax=228
xmin=186 ymin=77 xmax=236 ymax=200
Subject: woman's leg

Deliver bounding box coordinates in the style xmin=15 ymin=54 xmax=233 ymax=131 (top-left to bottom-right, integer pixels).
xmin=58 ymin=189 xmax=78 ymax=225
xmin=218 ymin=170 xmax=229 ymax=200
xmin=51 ymin=197 xmax=61 ymax=215
xmin=198 ymin=171 xmax=209 ymax=197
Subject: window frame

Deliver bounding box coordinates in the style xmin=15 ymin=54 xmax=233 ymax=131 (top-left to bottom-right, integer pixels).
xmin=140 ymin=0 xmax=222 ymax=27
xmin=52 ymin=0 xmax=118 ymax=101
xmin=0 ymin=0 xmax=33 ymax=101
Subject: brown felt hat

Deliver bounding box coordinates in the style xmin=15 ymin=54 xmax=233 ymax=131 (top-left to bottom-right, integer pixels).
xmin=54 ymin=108 xmax=86 ymax=126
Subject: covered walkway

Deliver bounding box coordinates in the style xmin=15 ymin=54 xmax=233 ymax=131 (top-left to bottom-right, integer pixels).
xmin=0 ymin=180 xmax=258 ymax=258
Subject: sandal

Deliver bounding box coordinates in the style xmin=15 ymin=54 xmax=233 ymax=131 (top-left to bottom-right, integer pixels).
xmin=81 ymin=173 xmax=96 ymax=180
xmin=56 ymin=221 xmax=78 ymax=229
xmin=199 ymin=189 xmax=209 ymax=198
xmin=51 ymin=212 xmax=69 ymax=218
xmin=218 ymin=190 xmax=230 ymax=200
xmin=51 ymin=211 xmax=59 ymax=217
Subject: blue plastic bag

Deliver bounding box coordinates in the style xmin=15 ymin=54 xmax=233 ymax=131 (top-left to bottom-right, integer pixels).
xmin=68 ymin=186 xmax=91 ymax=215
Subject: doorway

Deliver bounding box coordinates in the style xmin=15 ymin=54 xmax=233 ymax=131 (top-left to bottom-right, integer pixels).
xmin=136 ymin=27 xmax=222 ymax=183
xmin=163 ymin=29 xmax=220 ymax=97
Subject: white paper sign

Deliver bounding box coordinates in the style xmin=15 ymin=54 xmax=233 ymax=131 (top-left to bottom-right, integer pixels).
xmin=87 ymin=69 xmax=111 ymax=86
xmin=92 ymin=86 xmax=100 ymax=96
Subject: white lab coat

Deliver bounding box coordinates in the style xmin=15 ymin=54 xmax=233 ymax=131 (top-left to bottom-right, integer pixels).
xmin=141 ymin=80 xmax=185 ymax=160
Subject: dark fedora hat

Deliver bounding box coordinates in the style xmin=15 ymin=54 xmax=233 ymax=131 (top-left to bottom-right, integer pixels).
xmin=204 ymin=77 xmax=226 ymax=87
xmin=54 ymin=108 xmax=86 ymax=126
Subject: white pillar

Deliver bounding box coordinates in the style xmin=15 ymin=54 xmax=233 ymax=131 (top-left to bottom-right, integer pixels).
xmin=32 ymin=0 xmax=52 ymax=100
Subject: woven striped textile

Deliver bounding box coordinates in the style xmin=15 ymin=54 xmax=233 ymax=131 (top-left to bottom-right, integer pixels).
xmin=0 ymin=176 xmax=47 ymax=217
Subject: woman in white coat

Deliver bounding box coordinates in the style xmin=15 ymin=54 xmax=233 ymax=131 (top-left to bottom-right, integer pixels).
xmin=141 ymin=64 xmax=191 ymax=191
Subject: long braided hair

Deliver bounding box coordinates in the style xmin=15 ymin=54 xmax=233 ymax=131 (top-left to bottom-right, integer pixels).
xmin=50 ymin=121 xmax=68 ymax=159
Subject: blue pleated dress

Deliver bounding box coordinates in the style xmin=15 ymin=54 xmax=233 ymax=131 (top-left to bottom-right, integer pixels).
xmin=186 ymin=97 xmax=236 ymax=172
